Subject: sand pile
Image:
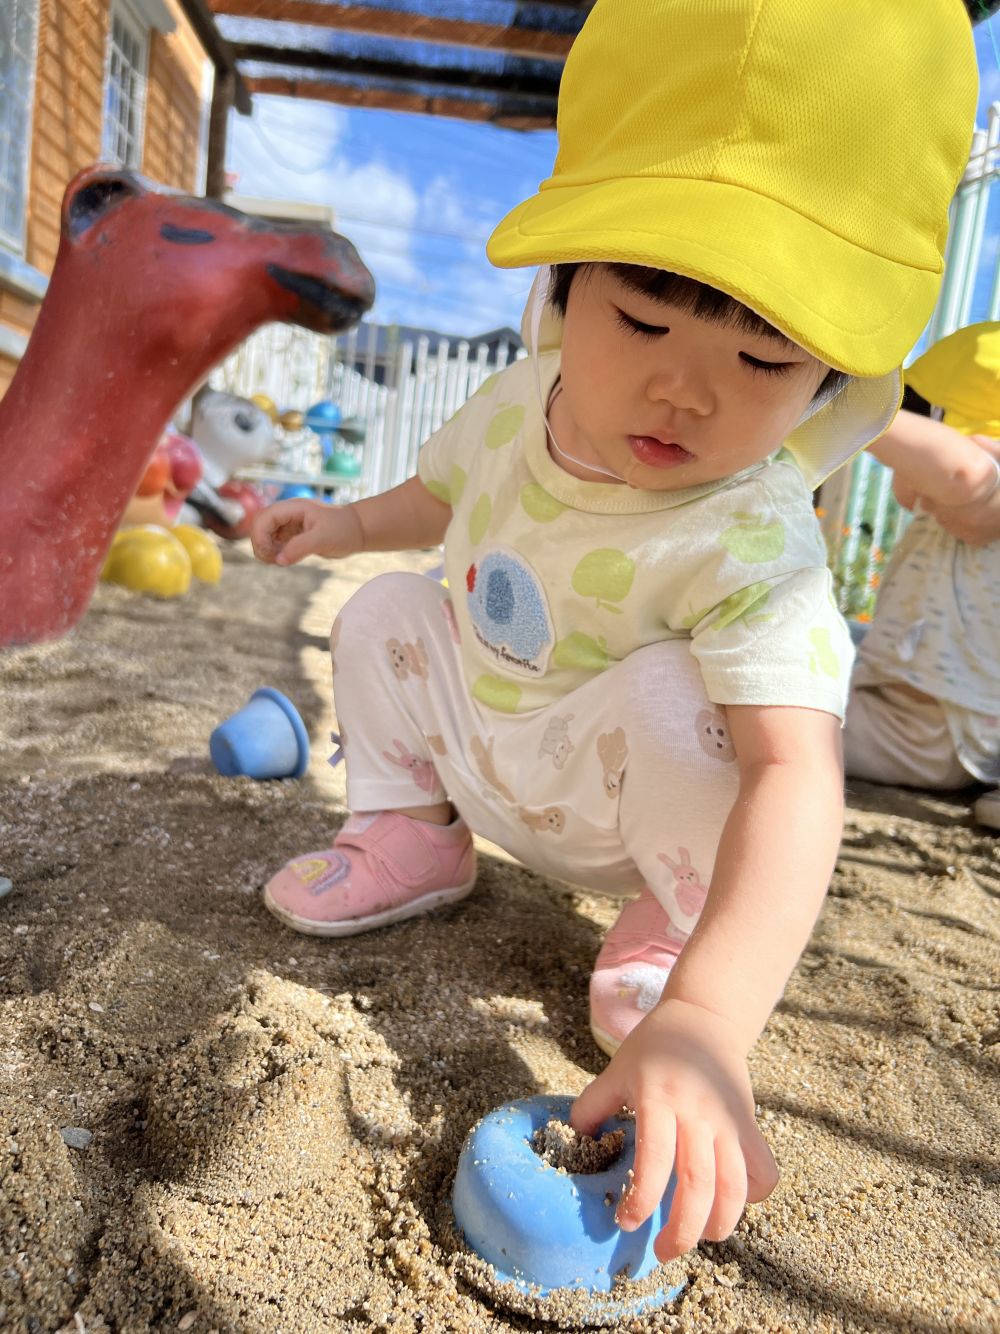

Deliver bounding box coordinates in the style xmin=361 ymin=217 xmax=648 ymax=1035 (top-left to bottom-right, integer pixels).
xmin=1 ymin=544 xmax=997 ymax=1332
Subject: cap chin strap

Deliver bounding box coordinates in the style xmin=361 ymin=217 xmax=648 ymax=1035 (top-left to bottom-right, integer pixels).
xmin=529 ymin=265 xmax=628 ymax=483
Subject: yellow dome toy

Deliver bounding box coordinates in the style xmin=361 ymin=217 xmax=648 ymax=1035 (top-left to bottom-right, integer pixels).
xmin=172 ymin=523 xmax=223 ymax=584
xmin=102 ymin=526 xmax=192 ymax=598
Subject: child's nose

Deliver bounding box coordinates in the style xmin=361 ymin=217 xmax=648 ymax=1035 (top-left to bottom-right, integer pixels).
xmin=647 ymin=363 xmax=714 ymax=415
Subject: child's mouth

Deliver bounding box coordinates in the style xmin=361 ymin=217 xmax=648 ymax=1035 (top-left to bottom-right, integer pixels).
xmin=627 ymin=435 xmax=693 ymax=468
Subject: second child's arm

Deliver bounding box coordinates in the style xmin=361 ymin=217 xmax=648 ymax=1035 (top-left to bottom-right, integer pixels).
xmin=869 ymin=408 xmax=1000 ymax=510
xmin=251 ymin=474 xmax=452 ymax=566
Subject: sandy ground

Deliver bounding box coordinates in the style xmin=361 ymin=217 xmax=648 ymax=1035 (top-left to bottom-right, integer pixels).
xmin=1 ymin=543 xmax=997 ymax=1334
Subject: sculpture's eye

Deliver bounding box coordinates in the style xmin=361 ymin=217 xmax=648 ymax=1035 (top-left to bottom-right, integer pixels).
xmin=159 ymin=223 xmax=215 ymax=246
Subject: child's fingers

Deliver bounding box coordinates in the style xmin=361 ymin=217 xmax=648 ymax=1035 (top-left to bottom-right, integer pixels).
xmin=743 ymin=1126 xmax=779 ymax=1202
xmin=701 ymin=1134 xmax=748 ymax=1241
xmin=652 ymin=1118 xmax=715 ymax=1262
xmin=568 ymin=1068 xmax=624 ymax=1139
xmin=617 ymin=1104 xmax=677 ymax=1233
xmin=273 ymin=527 xmax=317 ymax=566
xmin=250 ymin=502 xmax=302 ymax=561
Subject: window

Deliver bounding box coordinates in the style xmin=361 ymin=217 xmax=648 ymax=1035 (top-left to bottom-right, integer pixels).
xmin=102 ymin=3 xmax=149 ymax=169
xmin=0 ymin=0 xmax=40 ymax=254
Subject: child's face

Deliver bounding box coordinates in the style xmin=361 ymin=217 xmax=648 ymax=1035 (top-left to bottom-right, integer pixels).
xmin=550 ymin=268 xmax=829 ymax=490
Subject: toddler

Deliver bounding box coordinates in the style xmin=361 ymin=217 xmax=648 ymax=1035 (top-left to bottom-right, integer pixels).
xmin=846 ymin=322 xmax=1000 ymax=827
xmin=251 ymin=0 xmax=976 ymax=1266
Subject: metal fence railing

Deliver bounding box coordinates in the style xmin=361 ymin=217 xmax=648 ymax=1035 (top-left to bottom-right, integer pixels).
xmin=821 ymin=101 xmax=1000 ymax=616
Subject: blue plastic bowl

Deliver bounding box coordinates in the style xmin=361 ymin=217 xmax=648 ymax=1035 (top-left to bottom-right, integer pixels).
xmin=452 ymin=1094 xmax=683 ymax=1318
xmin=209 ymin=687 xmax=310 ymax=779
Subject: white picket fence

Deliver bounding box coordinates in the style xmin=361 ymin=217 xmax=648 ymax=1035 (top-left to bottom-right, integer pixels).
xmin=212 ymin=320 xmax=524 ymax=503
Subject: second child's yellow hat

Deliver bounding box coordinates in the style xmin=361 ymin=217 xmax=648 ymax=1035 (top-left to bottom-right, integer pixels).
xmin=488 ymin=0 xmax=978 ymax=378
xmin=906 ymin=321 xmax=1000 ymax=436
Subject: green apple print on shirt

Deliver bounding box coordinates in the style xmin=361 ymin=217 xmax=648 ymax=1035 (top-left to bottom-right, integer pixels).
xmin=553 ymin=632 xmax=610 ymax=671
xmin=469 ymin=493 xmax=492 ymax=544
xmin=485 ymin=405 xmax=525 ymax=449
xmin=711 ymin=582 xmax=772 ymax=631
xmin=472 ymin=674 xmax=522 ymax=712
xmin=681 ymin=601 xmax=715 ymax=630
xmin=571 ymin=549 xmax=635 ymax=613
xmin=424 ymin=478 xmax=451 ymax=505
xmin=807 ymin=627 xmax=840 ymax=677
xmin=450 ymin=464 xmax=467 ymax=505
xmin=520 ymin=483 xmax=566 ymax=523
xmin=719 ymin=512 xmax=786 ymax=563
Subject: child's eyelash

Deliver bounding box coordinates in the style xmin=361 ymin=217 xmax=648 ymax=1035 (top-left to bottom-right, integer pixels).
xmin=615 ymin=310 xmax=666 ymax=338
xmin=740 ymin=353 xmax=793 ymax=376
xmin=614 ymin=310 xmax=795 ymax=375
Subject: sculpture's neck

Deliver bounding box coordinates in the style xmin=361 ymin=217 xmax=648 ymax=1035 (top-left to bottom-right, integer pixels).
xmin=1 ymin=291 xmax=218 ymax=511
xmin=0 ymin=259 xmax=269 ymax=645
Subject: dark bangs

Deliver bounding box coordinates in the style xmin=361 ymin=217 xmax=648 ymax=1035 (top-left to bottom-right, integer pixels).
xmin=548 ymin=262 xmax=849 ymax=399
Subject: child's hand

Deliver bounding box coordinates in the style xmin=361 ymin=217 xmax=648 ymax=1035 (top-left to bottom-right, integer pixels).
xmin=918 ymin=435 xmax=1000 ymax=547
xmin=250 ymin=498 xmax=364 ymax=566
xmin=571 ymin=998 xmax=778 ymax=1263
xmin=892 ymin=435 xmax=1000 ymax=547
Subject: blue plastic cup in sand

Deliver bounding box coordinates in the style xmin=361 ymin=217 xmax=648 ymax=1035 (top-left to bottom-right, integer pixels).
xmin=210 ymin=687 xmax=310 ymax=779
xmin=452 ymin=1094 xmax=684 ymax=1321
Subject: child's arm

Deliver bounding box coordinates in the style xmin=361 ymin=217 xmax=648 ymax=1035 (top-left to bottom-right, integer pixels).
xmin=571 ymin=702 xmax=844 ymax=1261
xmin=869 ymin=409 xmax=1000 ymax=515
xmin=250 ymin=474 xmax=452 ymax=566
xmin=897 ymin=432 xmax=1000 ymax=547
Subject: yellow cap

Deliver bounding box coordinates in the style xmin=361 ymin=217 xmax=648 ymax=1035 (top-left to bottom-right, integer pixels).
xmin=489 ymin=0 xmax=977 ymax=378
xmin=906 ymin=322 xmax=1000 ymax=436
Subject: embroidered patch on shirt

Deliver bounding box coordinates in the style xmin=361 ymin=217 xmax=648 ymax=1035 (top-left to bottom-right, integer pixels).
xmin=464 ymin=545 xmax=554 ymax=676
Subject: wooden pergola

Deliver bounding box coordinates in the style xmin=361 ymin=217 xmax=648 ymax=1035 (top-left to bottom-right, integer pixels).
xmin=172 ymin=0 xmax=1000 ymax=198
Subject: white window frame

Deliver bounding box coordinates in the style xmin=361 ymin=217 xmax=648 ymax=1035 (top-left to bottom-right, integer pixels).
xmin=102 ymin=0 xmax=151 ymax=170
xmin=0 ymin=0 xmax=40 ymax=256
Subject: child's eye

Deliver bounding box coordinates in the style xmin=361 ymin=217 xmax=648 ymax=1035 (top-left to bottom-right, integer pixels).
xmin=615 ymin=309 xmax=668 ymax=338
xmin=740 ymin=352 xmax=794 ymax=376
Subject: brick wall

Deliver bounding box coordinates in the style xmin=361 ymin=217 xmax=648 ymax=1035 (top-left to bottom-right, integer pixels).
xmin=0 ymin=0 xmax=209 ymax=396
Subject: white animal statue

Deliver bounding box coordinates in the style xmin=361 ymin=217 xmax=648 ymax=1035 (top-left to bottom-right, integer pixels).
xmin=180 ymin=386 xmax=277 ymax=528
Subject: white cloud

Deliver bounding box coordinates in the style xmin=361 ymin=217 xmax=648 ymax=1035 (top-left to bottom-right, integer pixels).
xmin=229 ymin=98 xmax=541 ymax=336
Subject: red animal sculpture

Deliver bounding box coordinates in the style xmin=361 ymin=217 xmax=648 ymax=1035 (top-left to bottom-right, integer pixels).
xmin=0 ymin=165 xmax=375 ymax=647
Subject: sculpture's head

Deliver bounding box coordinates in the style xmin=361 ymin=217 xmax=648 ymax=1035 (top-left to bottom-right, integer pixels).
xmin=60 ymin=164 xmax=376 ymax=341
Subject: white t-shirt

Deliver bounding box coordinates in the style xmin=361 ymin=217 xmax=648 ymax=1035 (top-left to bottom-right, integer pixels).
xmin=853 ymin=511 xmax=1000 ymax=782
xmin=417 ymin=353 xmax=854 ymax=718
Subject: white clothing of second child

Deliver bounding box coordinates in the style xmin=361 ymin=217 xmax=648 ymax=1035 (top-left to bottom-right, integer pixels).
xmin=845 ymin=513 xmax=1000 ymax=785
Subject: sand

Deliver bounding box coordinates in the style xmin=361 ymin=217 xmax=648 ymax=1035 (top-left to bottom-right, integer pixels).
xmin=1 ymin=542 xmax=997 ymax=1334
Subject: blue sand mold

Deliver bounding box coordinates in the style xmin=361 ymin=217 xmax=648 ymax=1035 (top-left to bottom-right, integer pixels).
xmin=210 ymin=687 xmax=310 ymax=779
xmin=452 ymin=1094 xmax=684 ymax=1319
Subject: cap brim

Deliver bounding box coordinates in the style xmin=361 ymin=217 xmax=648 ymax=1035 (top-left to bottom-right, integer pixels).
xmin=488 ymin=176 xmax=939 ymax=378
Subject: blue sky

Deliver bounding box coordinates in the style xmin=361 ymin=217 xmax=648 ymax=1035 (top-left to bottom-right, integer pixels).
xmin=229 ymin=98 xmax=556 ymax=337
xmin=229 ymin=10 xmax=1000 ymax=339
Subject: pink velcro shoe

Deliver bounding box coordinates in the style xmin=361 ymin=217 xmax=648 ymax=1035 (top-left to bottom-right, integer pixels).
xmin=263 ymin=812 xmax=476 ymax=937
xmin=589 ymin=885 xmax=688 ymax=1056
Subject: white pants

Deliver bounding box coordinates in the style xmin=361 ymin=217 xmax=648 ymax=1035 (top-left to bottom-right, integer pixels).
xmin=330 ymin=574 xmax=740 ymax=939
xmin=843 ymin=677 xmax=969 ymax=789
